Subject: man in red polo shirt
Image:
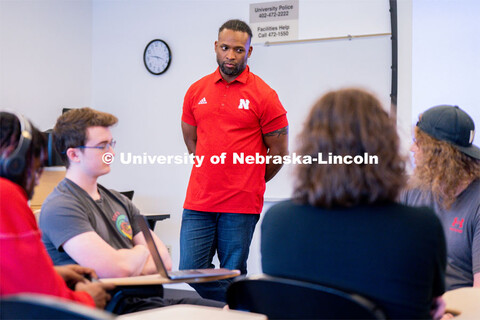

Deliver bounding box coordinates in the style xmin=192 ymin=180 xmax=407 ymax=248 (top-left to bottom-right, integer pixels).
xmin=180 ymin=19 xmax=289 ymax=301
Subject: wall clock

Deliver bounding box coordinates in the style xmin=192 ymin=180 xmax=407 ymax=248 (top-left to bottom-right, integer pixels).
xmin=143 ymin=39 xmax=171 ymax=75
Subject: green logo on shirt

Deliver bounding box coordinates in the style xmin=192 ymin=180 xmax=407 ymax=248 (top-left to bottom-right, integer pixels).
xmin=113 ymin=211 xmax=133 ymax=240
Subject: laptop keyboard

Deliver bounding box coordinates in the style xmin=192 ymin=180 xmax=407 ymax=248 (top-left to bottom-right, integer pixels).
xmin=169 ymin=268 xmax=230 ymax=276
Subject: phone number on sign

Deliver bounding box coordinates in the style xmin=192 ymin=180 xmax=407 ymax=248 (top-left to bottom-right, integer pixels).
xmin=258 ymin=11 xmax=289 ymax=19
xmin=258 ymin=31 xmax=289 ymax=38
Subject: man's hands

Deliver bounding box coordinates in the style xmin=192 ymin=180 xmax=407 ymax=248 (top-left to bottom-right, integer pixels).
xmin=55 ymin=264 xmax=115 ymax=309
xmin=54 ymin=264 xmax=97 ymax=289
xmin=75 ymin=281 xmax=115 ymax=309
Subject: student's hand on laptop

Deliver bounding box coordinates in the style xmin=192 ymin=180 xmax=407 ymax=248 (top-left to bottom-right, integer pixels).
xmin=54 ymin=264 xmax=98 ymax=289
xmin=75 ymin=281 xmax=116 ymax=309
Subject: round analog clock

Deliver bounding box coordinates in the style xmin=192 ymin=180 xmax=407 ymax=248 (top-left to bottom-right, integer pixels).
xmin=143 ymin=39 xmax=171 ymax=75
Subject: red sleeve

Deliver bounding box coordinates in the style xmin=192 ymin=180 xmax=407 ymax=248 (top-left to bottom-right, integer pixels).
xmin=262 ymin=114 xmax=289 ymax=135
xmin=0 ymin=179 xmax=95 ymax=307
xmin=260 ymin=90 xmax=288 ymax=134
xmin=182 ymin=86 xmax=197 ymax=126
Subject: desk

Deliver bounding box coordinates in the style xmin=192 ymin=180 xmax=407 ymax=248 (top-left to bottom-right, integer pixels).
xmin=444 ymin=287 xmax=480 ymax=319
xmin=30 ymin=168 xmax=66 ymax=212
xmin=100 ymin=271 xmax=241 ymax=286
xmin=117 ymin=304 xmax=266 ymax=320
xmin=143 ymin=213 xmax=170 ymax=230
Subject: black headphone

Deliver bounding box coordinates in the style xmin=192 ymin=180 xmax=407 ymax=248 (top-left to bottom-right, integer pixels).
xmin=0 ymin=113 xmax=33 ymax=179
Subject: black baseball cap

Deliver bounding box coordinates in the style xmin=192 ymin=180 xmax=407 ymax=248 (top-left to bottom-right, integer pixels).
xmin=417 ymin=105 xmax=480 ymax=160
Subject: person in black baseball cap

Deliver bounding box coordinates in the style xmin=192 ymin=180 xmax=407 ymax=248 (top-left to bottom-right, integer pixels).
xmin=400 ymin=105 xmax=480 ymax=291
xmin=416 ymin=105 xmax=480 ymax=160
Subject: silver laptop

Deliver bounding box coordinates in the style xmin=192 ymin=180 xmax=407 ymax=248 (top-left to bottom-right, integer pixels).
xmin=135 ymin=215 xmax=239 ymax=280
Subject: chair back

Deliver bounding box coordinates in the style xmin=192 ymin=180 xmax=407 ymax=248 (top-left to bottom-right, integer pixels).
xmin=119 ymin=190 xmax=134 ymax=200
xmin=0 ymin=294 xmax=114 ymax=319
xmin=227 ymin=274 xmax=386 ymax=319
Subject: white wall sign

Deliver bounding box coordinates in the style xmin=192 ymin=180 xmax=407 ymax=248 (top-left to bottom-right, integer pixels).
xmin=250 ymin=0 xmax=299 ymax=44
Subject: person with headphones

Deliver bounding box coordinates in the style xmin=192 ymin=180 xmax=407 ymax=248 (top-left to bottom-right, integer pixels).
xmin=0 ymin=111 xmax=114 ymax=308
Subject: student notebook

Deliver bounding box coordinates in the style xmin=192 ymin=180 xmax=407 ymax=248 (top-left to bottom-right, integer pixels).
xmin=135 ymin=215 xmax=239 ymax=280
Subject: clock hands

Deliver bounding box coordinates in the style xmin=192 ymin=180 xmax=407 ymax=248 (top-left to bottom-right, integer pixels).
xmin=149 ymin=55 xmax=166 ymax=62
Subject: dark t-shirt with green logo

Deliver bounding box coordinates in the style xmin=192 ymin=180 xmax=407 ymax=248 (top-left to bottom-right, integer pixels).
xmin=40 ymin=178 xmax=142 ymax=266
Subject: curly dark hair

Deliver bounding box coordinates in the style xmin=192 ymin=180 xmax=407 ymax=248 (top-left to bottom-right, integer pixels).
xmin=410 ymin=126 xmax=480 ymax=209
xmin=293 ymin=88 xmax=406 ymax=208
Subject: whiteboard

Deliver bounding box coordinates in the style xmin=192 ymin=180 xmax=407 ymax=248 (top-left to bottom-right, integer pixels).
xmin=247 ymin=0 xmax=393 ymax=199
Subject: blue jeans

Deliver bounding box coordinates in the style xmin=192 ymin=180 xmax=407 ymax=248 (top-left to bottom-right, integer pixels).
xmin=179 ymin=209 xmax=259 ymax=302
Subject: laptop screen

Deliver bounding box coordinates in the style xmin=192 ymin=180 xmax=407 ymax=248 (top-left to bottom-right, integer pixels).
xmin=135 ymin=215 xmax=169 ymax=278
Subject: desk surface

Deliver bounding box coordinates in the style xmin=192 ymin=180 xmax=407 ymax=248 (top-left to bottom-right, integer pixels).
xmin=117 ymin=304 xmax=266 ymax=320
xmin=142 ymin=213 xmax=171 ymax=230
xmin=143 ymin=213 xmax=170 ymax=219
xmin=100 ymin=270 xmax=240 ymax=286
xmin=444 ymin=287 xmax=480 ymax=319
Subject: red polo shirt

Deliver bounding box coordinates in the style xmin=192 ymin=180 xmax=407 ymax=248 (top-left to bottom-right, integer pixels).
xmin=182 ymin=66 xmax=288 ymax=214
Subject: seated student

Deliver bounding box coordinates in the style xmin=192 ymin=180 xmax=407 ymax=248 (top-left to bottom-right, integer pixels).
xmin=0 ymin=112 xmax=113 ymax=308
xmin=39 ymin=107 xmax=225 ymax=314
xmin=400 ymin=105 xmax=480 ymax=290
xmin=261 ymin=89 xmax=447 ymax=319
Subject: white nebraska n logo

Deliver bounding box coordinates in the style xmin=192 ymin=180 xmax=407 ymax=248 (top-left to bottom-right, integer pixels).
xmin=238 ymin=99 xmax=250 ymax=110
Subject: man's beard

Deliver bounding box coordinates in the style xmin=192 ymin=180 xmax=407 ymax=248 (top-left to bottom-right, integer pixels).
xmin=218 ymin=59 xmax=245 ymax=77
